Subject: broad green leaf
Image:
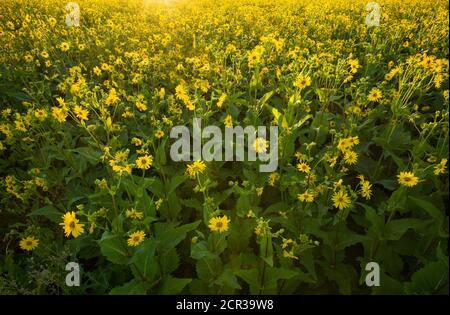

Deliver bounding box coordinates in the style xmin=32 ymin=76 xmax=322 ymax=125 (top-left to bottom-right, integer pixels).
xmin=384 ymin=219 xmax=424 ymax=240
xmin=159 ymin=276 xmax=191 ymax=294
xmin=214 ymin=269 xmax=241 ymax=290
xmin=157 ymin=220 xmax=201 ymax=253
xmin=130 ymin=238 xmax=158 ymax=280
xmin=405 ymin=260 xmax=448 ymax=294
xmin=109 ymin=279 xmax=148 ymax=295
xmin=98 ymin=232 xmax=129 ymax=265
xmin=27 ymin=205 xmax=62 ymax=224
xmin=235 ymin=268 xmax=260 ymax=294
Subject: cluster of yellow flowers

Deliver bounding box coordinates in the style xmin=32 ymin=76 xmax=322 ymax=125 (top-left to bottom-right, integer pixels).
xmin=0 ymin=0 xmax=447 ymax=281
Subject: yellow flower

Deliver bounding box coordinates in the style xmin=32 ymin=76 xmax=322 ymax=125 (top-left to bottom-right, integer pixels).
xmin=397 ymin=171 xmax=419 ymax=187
xmin=60 ymin=42 xmax=70 ymax=52
xmin=293 ymin=74 xmax=312 ymax=89
xmin=368 ymin=88 xmax=383 ymax=102
xmin=283 ymin=250 xmax=298 ymax=260
xmin=360 ymin=180 xmax=372 ymax=200
xmin=19 ymin=236 xmax=39 ymax=251
xmin=105 ymin=88 xmax=119 ymax=106
xmin=296 ymin=162 xmax=311 ymax=173
xmin=224 ymin=114 xmax=233 ymax=126
xmin=434 ymin=159 xmax=447 ymax=175
xmin=217 ymin=93 xmax=227 ymax=108
xmin=268 ymin=172 xmax=280 ymax=186
xmin=131 ymin=137 xmax=142 ymax=146
xmin=74 ymin=105 xmax=89 ymax=122
xmin=297 ymin=192 xmax=315 ymax=202
xmin=126 ymin=208 xmax=144 ymax=220
xmin=348 ymin=58 xmax=360 ymax=74
xmin=332 ymin=190 xmax=351 ymax=210
xmin=135 ymin=101 xmax=147 ymax=112
xmin=155 ymin=130 xmax=165 ymax=139
xmin=208 ymin=215 xmax=230 ymax=233
xmin=282 ymin=238 xmax=294 ymax=249
xmin=343 ymin=150 xmax=358 ymax=165
xmin=34 ymin=109 xmax=48 ymax=121
xmin=127 ymin=230 xmax=146 ymax=246
xmin=253 ymin=137 xmax=268 ymax=153
xmin=186 ymin=160 xmax=207 ymax=179
xmin=24 ymin=54 xmax=33 ymax=62
xmin=52 ymin=106 xmax=68 ymax=123
xmin=136 ymin=155 xmax=153 ymax=170
xmin=93 ymin=66 xmax=102 ymax=76
xmin=60 ymin=211 xmax=84 ymax=238
xmin=159 ymin=88 xmax=165 ymax=100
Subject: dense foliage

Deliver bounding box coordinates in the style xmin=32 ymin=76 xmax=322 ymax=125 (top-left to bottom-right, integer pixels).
xmin=0 ymin=0 xmax=448 ymax=294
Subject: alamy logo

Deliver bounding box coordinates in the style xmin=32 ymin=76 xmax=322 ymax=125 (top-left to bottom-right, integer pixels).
xmin=170 ymin=118 xmax=278 ymax=172
xmin=65 ymin=262 xmax=80 ymax=286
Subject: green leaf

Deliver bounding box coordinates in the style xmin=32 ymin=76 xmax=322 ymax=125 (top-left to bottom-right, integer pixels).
xmin=156 ymin=138 xmax=167 ymax=166
xmin=405 ymin=260 xmax=448 ymax=294
xmin=191 ymin=241 xmax=216 ymax=260
xmin=360 ymin=203 xmax=384 ymax=237
xmin=159 ymin=276 xmax=191 ymax=294
xmin=157 ymin=220 xmax=201 ymax=253
xmin=214 ymin=269 xmax=242 ymax=290
xmin=375 ymin=179 xmax=397 ymax=191
xmin=69 ymin=147 xmax=101 ymax=165
xmin=196 ymin=256 xmax=222 ymax=283
xmin=98 ymin=232 xmax=129 ymax=265
xmin=258 ymin=234 xmax=274 ymax=267
xmin=109 ymin=279 xmax=148 ymax=295
xmin=371 ymin=273 xmax=405 ymax=295
xmin=160 ymin=248 xmax=180 ymax=275
xmin=236 ymin=194 xmax=252 ymax=217
xmin=181 ymin=198 xmax=202 ymax=209
xmin=166 ymin=174 xmax=187 ymax=195
xmin=384 ymin=219 xmax=424 ymax=240
xmin=235 ymin=268 xmax=260 ymax=294
xmin=130 ymin=238 xmax=158 ymax=279
xmin=409 ymin=196 xmax=446 ymax=236
xmin=27 ymin=205 xmax=62 ymax=224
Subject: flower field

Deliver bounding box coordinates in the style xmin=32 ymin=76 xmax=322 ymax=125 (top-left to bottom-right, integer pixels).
xmin=0 ymin=0 xmax=448 ymax=295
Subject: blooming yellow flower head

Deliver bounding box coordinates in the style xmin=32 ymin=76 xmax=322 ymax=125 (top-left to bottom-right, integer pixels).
xmin=155 ymin=130 xmax=165 ymax=139
xmin=60 ymin=42 xmax=70 ymax=52
xmin=128 ymin=230 xmax=146 ymax=246
xmin=186 ymin=160 xmax=206 ymax=179
xmin=73 ymin=105 xmax=89 ymax=122
xmin=34 ymin=109 xmax=48 ymax=121
xmin=19 ymin=236 xmax=39 ymax=251
xmin=434 ymin=159 xmax=447 ymax=175
xmin=208 ymin=215 xmax=230 ymax=233
xmin=297 ymin=191 xmax=315 ymax=202
xmin=253 ymin=137 xmax=268 ymax=154
xmin=360 ymin=180 xmax=372 ymax=200
xmin=224 ymin=114 xmax=233 ymax=127
xmin=126 ymin=208 xmax=144 ymax=220
xmin=343 ymin=150 xmax=358 ymax=165
xmin=217 ymin=93 xmax=227 ymax=108
xmin=294 ymin=74 xmax=312 ymax=89
xmin=296 ymin=162 xmax=311 ymax=173
xmin=136 ymin=155 xmax=153 ymax=170
xmin=397 ymin=171 xmax=419 ymax=187
xmin=60 ymin=211 xmax=84 ymax=238
xmin=332 ymin=190 xmax=351 ymax=210
xmin=368 ymin=88 xmax=383 ymax=102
